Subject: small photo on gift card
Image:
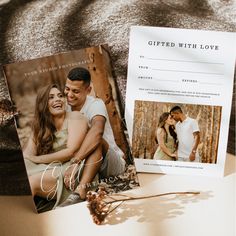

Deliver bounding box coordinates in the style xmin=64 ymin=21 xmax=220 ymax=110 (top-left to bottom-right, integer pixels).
xmin=132 ymin=100 xmax=222 ymax=164
xmin=1 ymin=45 xmax=139 ymax=213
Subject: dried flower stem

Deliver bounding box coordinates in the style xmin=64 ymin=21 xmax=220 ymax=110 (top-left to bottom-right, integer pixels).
xmin=107 ymin=201 xmax=125 ymax=214
xmin=103 ymin=191 xmax=200 ymax=205
xmin=87 ymin=189 xmax=200 ymax=225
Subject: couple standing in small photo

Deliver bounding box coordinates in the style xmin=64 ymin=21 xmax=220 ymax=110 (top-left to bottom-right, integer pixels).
xmin=23 ymin=67 xmax=126 ymax=211
xmin=153 ymin=106 xmax=200 ymax=162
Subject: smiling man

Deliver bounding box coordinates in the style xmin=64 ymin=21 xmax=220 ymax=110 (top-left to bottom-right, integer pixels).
xmin=59 ymin=67 xmax=126 ymax=206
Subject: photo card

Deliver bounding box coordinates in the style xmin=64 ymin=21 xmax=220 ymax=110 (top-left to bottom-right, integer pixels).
xmin=2 ymin=45 xmax=139 ymax=213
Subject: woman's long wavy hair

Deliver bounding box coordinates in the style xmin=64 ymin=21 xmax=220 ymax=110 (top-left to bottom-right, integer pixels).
xmin=157 ymin=112 xmax=177 ymax=144
xmin=32 ymin=84 xmax=62 ymax=155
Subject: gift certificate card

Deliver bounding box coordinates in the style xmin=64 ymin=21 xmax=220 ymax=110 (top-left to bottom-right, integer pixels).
xmin=125 ymin=26 xmax=235 ymax=177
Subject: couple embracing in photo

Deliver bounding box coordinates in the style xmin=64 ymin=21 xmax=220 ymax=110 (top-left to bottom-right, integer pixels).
xmin=153 ymin=106 xmax=201 ymax=163
xmin=23 ymin=67 xmax=126 ymax=211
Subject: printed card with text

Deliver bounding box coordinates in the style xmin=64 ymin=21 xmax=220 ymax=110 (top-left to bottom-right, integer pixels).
xmin=0 ymin=45 xmax=139 ymax=213
xmin=125 ymin=26 xmax=235 ymax=177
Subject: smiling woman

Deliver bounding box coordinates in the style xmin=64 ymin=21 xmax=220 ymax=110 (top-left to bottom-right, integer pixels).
xmin=24 ymin=84 xmax=69 ymax=156
xmin=48 ymin=87 xmax=65 ymax=117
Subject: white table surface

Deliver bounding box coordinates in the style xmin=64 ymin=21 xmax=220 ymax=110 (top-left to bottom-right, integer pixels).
xmin=0 ymin=153 xmax=235 ymax=236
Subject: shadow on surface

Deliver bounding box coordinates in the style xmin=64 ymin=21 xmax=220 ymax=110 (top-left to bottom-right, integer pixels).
xmin=105 ymin=190 xmax=213 ymax=225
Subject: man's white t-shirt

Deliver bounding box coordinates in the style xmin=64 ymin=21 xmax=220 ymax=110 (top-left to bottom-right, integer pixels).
xmin=175 ymin=117 xmax=200 ymax=162
xmin=80 ymin=96 xmax=122 ymax=154
xmin=80 ymin=96 xmax=125 ymax=176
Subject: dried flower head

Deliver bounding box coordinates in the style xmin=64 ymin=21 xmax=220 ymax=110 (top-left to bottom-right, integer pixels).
xmin=86 ymin=188 xmax=110 ymax=225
